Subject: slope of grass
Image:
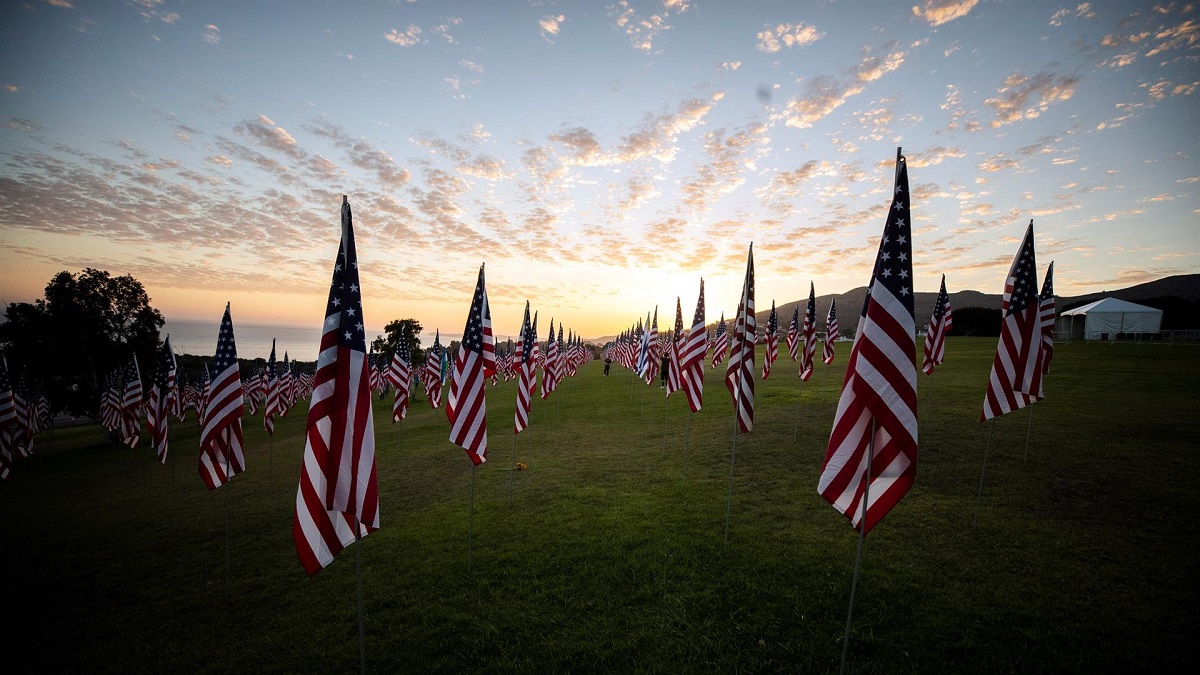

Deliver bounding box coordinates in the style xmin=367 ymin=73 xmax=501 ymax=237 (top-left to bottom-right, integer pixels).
xmin=3 ymin=338 xmax=1197 ymax=673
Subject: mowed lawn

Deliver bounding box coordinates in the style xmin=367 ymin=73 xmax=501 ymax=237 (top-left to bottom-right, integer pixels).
xmin=3 ymin=337 xmax=1198 ymax=673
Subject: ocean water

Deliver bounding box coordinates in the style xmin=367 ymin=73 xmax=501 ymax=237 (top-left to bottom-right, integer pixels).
xmin=163 ymin=319 xmax=325 ymax=361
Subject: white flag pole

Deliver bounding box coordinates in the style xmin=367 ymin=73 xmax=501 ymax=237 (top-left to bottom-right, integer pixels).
xmin=839 ymin=417 xmax=874 ymax=675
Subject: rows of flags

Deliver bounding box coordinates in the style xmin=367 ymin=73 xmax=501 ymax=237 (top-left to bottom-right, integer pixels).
xmin=5 ymin=157 xmax=1061 ymax=597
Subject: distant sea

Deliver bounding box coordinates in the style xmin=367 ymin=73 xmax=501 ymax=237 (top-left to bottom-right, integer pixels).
xmin=163 ymin=319 xmax=325 ymax=361
xmin=162 ymin=318 xmax=480 ymax=361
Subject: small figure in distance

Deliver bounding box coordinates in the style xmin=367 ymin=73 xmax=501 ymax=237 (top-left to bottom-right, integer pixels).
xmin=604 ymin=356 xmax=612 ymax=376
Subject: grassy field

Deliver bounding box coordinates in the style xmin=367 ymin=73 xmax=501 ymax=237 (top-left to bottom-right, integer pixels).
xmin=3 ymin=337 xmax=1198 ymax=673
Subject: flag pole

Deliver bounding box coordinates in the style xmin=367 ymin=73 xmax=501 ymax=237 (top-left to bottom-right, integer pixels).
xmin=973 ymin=418 xmax=996 ymax=527
xmin=682 ymin=411 xmax=692 ymax=491
xmin=508 ymin=432 xmax=518 ymax=505
xmin=354 ymin=516 xmax=366 ymax=675
xmin=661 ymin=391 xmax=671 ymax=450
xmin=468 ymin=463 xmax=477 ymax=575
xmin=223 ymin=443 xmax=231 ymax=585
xmin=722 ymin=412 xmax=741 ymax=551
xmin=839 ymin=418 xmax=874 ymax=675
xmin=1022 ymin=405 xmax=1035 ymax=462
xmin=791 ymin=379 xmax=803 ymax=442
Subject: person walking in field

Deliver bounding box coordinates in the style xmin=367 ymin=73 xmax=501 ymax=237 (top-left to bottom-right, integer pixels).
xmin=604 ymin=357 xmax=612 ymax=376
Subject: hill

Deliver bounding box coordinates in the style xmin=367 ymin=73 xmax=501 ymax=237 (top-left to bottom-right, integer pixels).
xmin=586 ymin=274 xmax=1200 ymax=343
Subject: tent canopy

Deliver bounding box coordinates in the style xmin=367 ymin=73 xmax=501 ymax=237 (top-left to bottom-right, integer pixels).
xmin=1058 ymin=297 xmax=1163 ymax=340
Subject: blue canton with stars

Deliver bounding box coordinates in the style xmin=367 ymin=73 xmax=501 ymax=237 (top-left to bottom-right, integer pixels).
xmin=1005 ymin=221 xmax=1039 ymax=316
xmin=396 ymin=325 xmax=411 ymax=363
xmin=326 ymin=197 xmax=367 ymax=354
xmin=213 ymin=304 xmax=239 ymax=372
xmin=462 ymin=265 xmax=490 ymax=354
xmin=767 ymin=301 xmax=778 ymax=336
xmin=864 ymin=154 xmax=915 ymax=320
xmin=933 ymin=276 xmax=950 ymax=322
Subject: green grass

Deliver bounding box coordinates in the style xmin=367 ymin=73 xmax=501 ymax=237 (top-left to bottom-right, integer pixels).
xmin=3 ymin=338 xmax=1198 ymax=673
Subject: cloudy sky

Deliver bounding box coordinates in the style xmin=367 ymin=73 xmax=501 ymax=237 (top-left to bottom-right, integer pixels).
xmin=1 ymin=0 xmax=1197 ymax=338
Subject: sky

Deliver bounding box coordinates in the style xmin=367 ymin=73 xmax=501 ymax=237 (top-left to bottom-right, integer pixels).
xmin=1 ymin=0 xmax=1197 ymax=341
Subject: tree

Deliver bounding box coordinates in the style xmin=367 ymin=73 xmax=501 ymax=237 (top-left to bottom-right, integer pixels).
xmin=370 ymin=318 xmax=424 ymax=367
xmin=0 ymin=268 xmax=164 ymax=417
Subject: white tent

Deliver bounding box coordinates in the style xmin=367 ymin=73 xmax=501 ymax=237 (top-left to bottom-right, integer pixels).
xmin=1058 ymin=297 xmax=1163 ymax=340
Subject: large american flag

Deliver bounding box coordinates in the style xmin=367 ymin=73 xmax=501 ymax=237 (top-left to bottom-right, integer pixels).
xmin=119 ymin=356 xmax=143 ymax=449
xmin=680 ymin=279 xmax=706 ymax=412
xmin=293 ymin=196 xmax=380 ymax=576
xmin=100 ymin=369 xmax=121 ymax=432
xmin=666 ymin=297 xmax=684 ymax=396
xmin=644 ymin=308 xmax=660 ymax=385
xmin=799 ymin=282 xmax=817 ymax=382
xmin=981 ymin=221 xmax=1044 ymax=421
xmin=762 ymin=300 xmax=779 ymax=379
xmin=388 ymin=326 xmax=412 ymax=422
xmin=725 ymin=246 xmax=755 ymax=434
xmin=819 ymin=151 xmax=917 ymax=534
xmin=423 ymin=331 xmax=444 ymax=408
xmin=921 ymin=275 xmax=953 ymax=375
xmin=279 ymin=352 xmax=293 ymax=416
xmin=786 ymin=306 xmax=800 ymax=363
xmin=1039 ymin=261 xmax=1055 ymax=378
xmin=263 ymin=339 xmax=279 ymax=436
xmin=447 ymin=264 xmax=496 ymax=465
xmin=514 ymin=301 xmax=536 ymax=434
xmin=710 ymin=313 xmax=728 ymax=369
xmin=823 ymin=299 xmax=838 ymax=365
xmin=198 ymin=303 xmax=245 ymax=490
xmin=147 ymin=337 xmax=177 ymax=463
xmin=635 ymin=312 xmax=653 ymax=384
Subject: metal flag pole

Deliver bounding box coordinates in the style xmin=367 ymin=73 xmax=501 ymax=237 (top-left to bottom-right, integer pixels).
xmin=791 ymin=379 xmax=803 ymax=442
xmin=682 ymin=412 xmax=693 ymax=491
xmin=468 ymin=463 xmax=477 ymax=575
xmin=269 ymin=434 xmax=274 ymax=477
xmin=396 ymin=419 xmax=403 ymax=467
xmin=722 ymin=412 xmax=741 ymax=551
xmin=508 ymin=432 xmax=518 ymax=505
xmin=1022 ymin=405 xmax=1035 ymax=462
xmin=973 ymin=418 xmax=996 ymax=527
xmin=839 ymin=418 xmax=875 ymax=675
xmin=661 ymin=391 xmax=672 ymax=450
xmin=223 ymin=442 xmax=232 ymax=585
xmin=354 ymin=516 xmax=366 ymax=675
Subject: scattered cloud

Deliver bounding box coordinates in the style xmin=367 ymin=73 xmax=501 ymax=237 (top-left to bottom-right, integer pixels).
xmin=985 ymin=70 xmax=1080 ymax=127
xmin=234 ymin=115 xmax=304 ymax=159
xmin=608 ymin=0 xmax=690 ymax=53
xmin=1049 ymin=3 xmax=1096 ymax=27
xmin=756 ymin=22 xmax=823 ymax=53
xmin=540 ymin=14 xmax=565 ymax=42
xmin=2 ymin=117 xmax=42 ymax=133
xmin=202 ymin=24 xmax=221 ymax=46
xmin=782 ymin=42 xmax=906 ymax=129
xmin=385 ymin=25 xmax=424 ymax=47
xmin=912 ymin=0 xmax=979 ymax=27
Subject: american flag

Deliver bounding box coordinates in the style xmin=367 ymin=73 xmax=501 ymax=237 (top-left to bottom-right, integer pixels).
xmin=921 ymin=275 xmax=953 ymax=375
xmin=725 ymin=246 xmax=755 ymax=433
xmin=645 ymin=308 xmax=660 ymax=385
xmin=147 ymin=337 xmax=177 ymax=463
xmin=799 ymin=282 xmax=817 ymax=382
xmin=368 ymin=351 xmax=381 ymax=394
xmin=823 ymin=299 xmax=838 ymax=365
xmin=762 ymin=300 xmax=779 ymax=379
xmin=555 ymin=324 xmax=568 ymax=389
xmin=540 ymin=319 xmax=559 ymax=400
xmin=423 ymin=331 xmax=443 ymax=409
xmin=279 ymin=352 xmax=293 ymax=416
xmin=388 ymin=325 xmax=412 ymax=422
xmin=263 ymin=339 xmax=279 ymax=436
xmin=981 ymin=221 xmax=1044 ymax=421
xmin=0 ymin=355 xmax=20 ymax=479
xmin=787 ymin=306 xmax=800 ymax=362
xmin=447 ymin=264 xmax=496 ymax=465
xmin=100 ymin=369 xmax=122 ymax=432
xmin=710 ymin=313 xmax=728 ymax=369
xmin=119 ymin=356 xmax=143 ymax=449
xmin=293 ymin=196 xmax=380 ymax=576
xmin=666 ymin=297 xmax=684 ymax=396
xmin=636 ymin=311 xmax=653 ymax=384
xmin=1039 ymin=261 xmax=1055 ymax=377
xmin=245 ymin=366 xmax=261 ymax=416
xmin=819 ymin=150 xmax=917 ymax=534
xmin=197 ymin=362 xmax=210 ymax=425
xmin=680 ymin=279 xmax=706 ymax=412
xmin=198 ymin=303 xmax=245 ymax=491
xmin=514 ymin=301 xmax=536 ymax=434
